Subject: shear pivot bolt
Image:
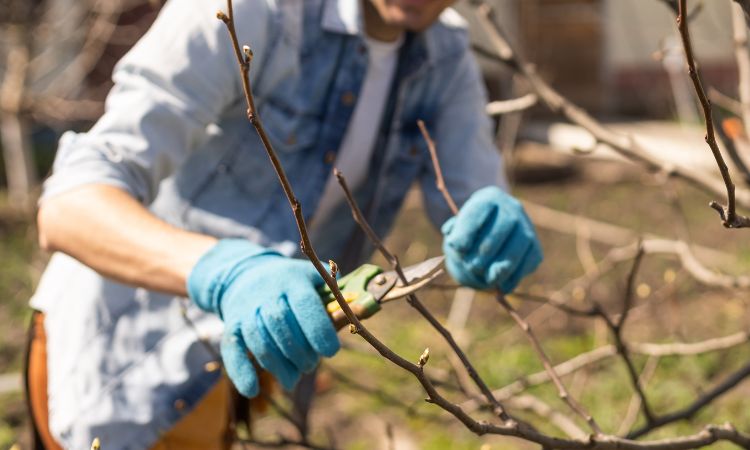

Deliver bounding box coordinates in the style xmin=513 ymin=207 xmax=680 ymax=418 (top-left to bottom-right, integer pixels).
xmin=373 ymin=274 xmax=387 ymax=285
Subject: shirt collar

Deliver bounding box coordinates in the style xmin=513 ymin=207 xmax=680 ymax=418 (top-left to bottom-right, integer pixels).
xmin=322 ymin=0 xmax=363 ymax=36
xmin=321 ymin=0 xmax=465 ymax=70
xmin=321 ymin=0 xmax=430 ymax=70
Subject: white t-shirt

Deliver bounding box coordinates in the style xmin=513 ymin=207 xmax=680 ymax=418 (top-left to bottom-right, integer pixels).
xmin=310 ymin=34 xmax=403 ymax=232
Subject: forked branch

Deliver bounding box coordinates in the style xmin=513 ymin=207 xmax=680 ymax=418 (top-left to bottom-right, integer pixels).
xmin=676 ymin=0 xmax=750 ymax=228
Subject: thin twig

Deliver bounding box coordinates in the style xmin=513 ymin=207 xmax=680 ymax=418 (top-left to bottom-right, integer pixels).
xmin=485 ymin=93 xmax=538 ymax=116
xmin=333 ymin=168 xmax=512 ymax=422
xmin=594 ymin=246 xmax=656 ymax=424
xmin=708 ymin=87 xmax=743 ymax=116
xmin=575 ymin=222 xmax=599 ymax=275
xmin=618 ymin=356 xmax=661 ymax=436
xmin=496 ymin=293 xmax=602 ymax=434
xmin=628 ymin=359 xmax=750 ymax=439
xmin=461 ymin=327 xmax=750 ymax=414
xmin=325 ymin=365 xmax=429 ymax=417
xmin=617 ymin=243 xmax=643 ymax=329
xmin=516 ymin=204 xmax=748 ymax=290
xmin=507 ymin=394 xmax=588 ymax=440
xmin=631 ymin=331 xmax=750 ymax=356
xmin=676 ymin=0 xmax=750 ymax=228
xmin=732 ymin=1 xmax=750 ymax=137
xmin=417 ymin=120 xmax=459 ymax=215
xmin=421 ymin=107 xmax=602 ymax=434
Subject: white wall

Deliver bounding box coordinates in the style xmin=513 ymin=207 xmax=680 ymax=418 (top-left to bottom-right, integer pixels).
xmin=604 ymin=0 xmax=733 ymax=70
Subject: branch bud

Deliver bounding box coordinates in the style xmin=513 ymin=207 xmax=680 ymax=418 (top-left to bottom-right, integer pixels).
xmin=216 ymin=10 xmax=229 ymax=22
xmin=328 ymin=260 xmax=338 ymax=278
xmin=349 ymin=324 xmax=358 ymax=334
xmin=242 ymin=45 xmax=254 ymax=62
xmin=90 ymin=438 xmax=101 ymax=450
xmin=418 ymin=347 xmax=430 ymax=368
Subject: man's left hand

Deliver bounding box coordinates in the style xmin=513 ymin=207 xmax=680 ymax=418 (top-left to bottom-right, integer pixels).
xmin=441 ymin=186 xmax=543 ymax=293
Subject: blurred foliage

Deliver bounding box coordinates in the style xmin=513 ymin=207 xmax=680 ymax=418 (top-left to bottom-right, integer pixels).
xmin=0 ymin=195 xmax=36 ymax=449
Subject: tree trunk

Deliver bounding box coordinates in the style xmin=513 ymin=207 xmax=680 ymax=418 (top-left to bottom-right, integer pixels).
xmin=0 ymin=25 xmax=37 ymax=211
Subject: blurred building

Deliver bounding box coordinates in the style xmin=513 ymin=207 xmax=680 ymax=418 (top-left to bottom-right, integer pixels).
xmin=603 ymin=0 xmax=734 ymax=117
xmin=462 ymin=0 xmax=737 ymax=118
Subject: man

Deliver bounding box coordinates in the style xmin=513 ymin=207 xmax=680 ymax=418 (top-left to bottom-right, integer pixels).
xmin=27 ymin=0 xmax=543 ymax=448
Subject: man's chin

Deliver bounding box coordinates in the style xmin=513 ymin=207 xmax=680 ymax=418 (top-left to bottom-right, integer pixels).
xmin=385 ymin=9 xmax=433 ymax=32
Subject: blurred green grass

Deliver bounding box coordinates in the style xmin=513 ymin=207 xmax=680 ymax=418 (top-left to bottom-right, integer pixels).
xmin=0 ymin=196 xmax=37 ymax=449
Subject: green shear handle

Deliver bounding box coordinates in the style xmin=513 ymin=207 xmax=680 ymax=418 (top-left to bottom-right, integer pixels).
xmin=318 ymin=264 xmax=384 ymax=330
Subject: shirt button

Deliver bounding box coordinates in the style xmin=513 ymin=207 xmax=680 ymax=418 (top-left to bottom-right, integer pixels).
xmin=286 ymin=133 xmax=297 ymax=146
xmin=204 ymin=361 xmax=221 ymax=372
xmin=409 ymin=145 xmax=419 ymax=156
xmin=323 ymin=150 xmax=336 ymax=165
xmin=341 ymin=91 xmax=356 ymax=107
xmin=174 ymin=399 xmax=187 ymax=411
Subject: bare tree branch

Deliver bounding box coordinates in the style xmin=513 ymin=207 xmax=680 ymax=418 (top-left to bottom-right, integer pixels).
xmin=472 ymin=3 xmax=750 ymax=220
xmin=594 ymin=246 xmax=656 ymax=424
xmin=496 ymin=293 xmax=603 ymax=434
xmin=732 ymin=1 xmax=750 ymax=136
xmin=333 ymin=169 xmax=512 ymax=422
xmin=460 ymin=327 xmax=750 ymax=414
xmin=628 ymin=360 xmax=750 ymax=439
xmin=676 ymin=0 xmax=750 ymax=228
xmin=507 ymin=394 xmax=588 ymax=440
xmin=708 ymin=87 xmax=743 ymax=116
xmin=618 ymin=356 xmax=661 ymax=436
xmin=417 ymin=120 xmax=459 ymax=215
xmin=485 ymin=93 xmax=538 ymax=117
xmin=523 ymin=201 xmax=749 ymax=290
xmin=421 ymin=114 xmax=601 ymax=433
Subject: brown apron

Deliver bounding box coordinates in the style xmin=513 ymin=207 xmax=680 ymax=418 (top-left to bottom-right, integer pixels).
xmin=25 ymin=312 xmax=235 ymax=450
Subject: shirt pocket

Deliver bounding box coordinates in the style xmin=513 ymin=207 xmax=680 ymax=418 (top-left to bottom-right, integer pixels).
xmin=256 ymin=98 xmax=321 ymax=155
xmin=393 ymin=122 xmax=430 ymax=169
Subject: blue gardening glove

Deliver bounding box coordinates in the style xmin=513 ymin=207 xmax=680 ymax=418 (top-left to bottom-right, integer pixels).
xmin=442 ymin=186 xmax=543 ymax=293
xmin=187 ymin=239 xmax=340 ymax=397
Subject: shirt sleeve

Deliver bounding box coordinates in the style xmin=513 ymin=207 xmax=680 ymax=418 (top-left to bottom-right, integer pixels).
xmin=41 ymin=0 xmax=275 ymax=205
xmin=419 ymin=46 xmax=507 ymax=228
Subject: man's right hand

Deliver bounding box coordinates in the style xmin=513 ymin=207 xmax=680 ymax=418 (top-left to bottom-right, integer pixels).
xmin=187 ymin=239 xmax=340 ymax=397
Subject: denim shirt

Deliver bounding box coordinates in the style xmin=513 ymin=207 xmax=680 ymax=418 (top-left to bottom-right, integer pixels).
xmin=31 ymin=0 xmax=503 ymax=448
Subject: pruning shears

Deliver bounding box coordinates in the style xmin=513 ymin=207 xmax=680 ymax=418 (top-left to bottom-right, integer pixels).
xmin=245 ymin=256 xmax=445 ymax=397
xmin=319 ymin=256 xmax=445 ymax=330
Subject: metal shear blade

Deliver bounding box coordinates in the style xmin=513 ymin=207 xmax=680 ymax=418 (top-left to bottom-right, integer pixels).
xmin=368 ymin=256 xmax=445 ymax=303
